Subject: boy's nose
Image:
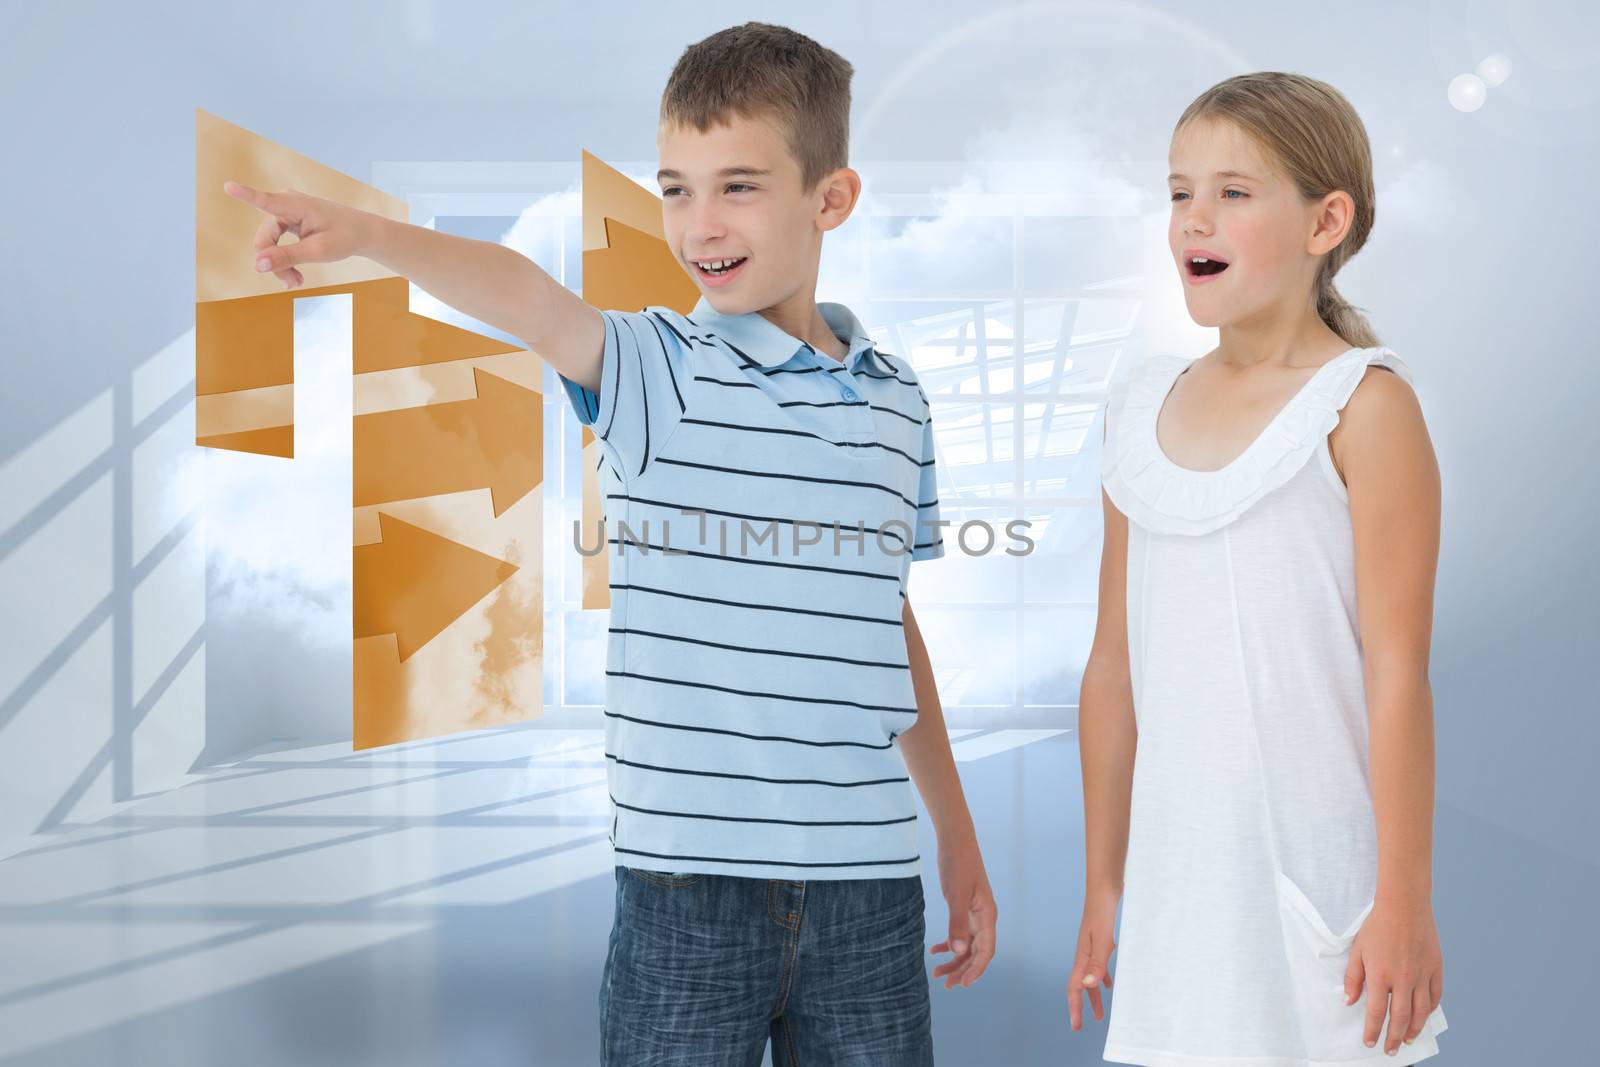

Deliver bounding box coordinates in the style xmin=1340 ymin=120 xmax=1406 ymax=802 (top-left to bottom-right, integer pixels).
xmin=685 ymin=205 xmax=728 ymax=244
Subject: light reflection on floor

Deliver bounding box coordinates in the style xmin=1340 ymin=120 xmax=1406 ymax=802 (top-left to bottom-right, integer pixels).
xmin=0 ymin=724 xmax=1083 ymax=1066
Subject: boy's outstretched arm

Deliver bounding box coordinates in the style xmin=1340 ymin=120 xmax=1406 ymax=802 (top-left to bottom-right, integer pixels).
xmin=224 ymin=181 xmax=605 ymax=394
xmin=898 ymin=597 xmax=997 ymax=989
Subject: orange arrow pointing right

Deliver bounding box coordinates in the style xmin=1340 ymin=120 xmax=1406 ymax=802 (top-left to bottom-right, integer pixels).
xmin=354 ymin=512 xmax=518 ymax=661
xmin=354 ymin=366 xmax=541 ymax=517
xmin=583 ymin=217 xmax=700 ymax=315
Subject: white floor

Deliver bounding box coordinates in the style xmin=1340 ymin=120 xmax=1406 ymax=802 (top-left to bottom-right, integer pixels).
xmin=0 ymin=723 xmax=1083 ymax=1066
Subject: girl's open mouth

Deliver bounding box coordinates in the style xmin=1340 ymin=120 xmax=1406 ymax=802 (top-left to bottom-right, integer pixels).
xmin=693 ymin=256 xmax=749 ymax=288
xmin=1185 ymin=255 xmax=1230 ymax=281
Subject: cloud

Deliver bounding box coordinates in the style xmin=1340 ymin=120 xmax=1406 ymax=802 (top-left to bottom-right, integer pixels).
xmin=200 ymin=296 xmax=353 ymax=650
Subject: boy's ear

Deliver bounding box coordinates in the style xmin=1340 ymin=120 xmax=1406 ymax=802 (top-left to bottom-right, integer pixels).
xmin=816 ymin=166 xmax=863 ymax=233
xmin=1307 ymin=189 xmax=1354 ymax=256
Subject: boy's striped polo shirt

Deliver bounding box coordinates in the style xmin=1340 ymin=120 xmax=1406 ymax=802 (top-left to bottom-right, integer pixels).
xmin=558 ymin=296 xmax=945 ymax=880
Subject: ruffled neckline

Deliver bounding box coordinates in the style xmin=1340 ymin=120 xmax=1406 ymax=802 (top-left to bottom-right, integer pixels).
xmin=1101 ymin=347 xmax=1414 ymax=536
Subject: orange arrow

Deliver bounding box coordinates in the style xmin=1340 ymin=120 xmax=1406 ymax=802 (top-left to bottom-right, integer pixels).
xmin=583 ymin=217 xmax=700 ymax=314
xmin=196 ymin=277 xmax=528 ymax=459
xmin=582 ymin=150 xmax=669 ymax=249
xmin=354 ymin=278 xmax=526 ymax=374
xmin=354 ymin=366 xmax=540 ymax=517
xmin=354 ymin=512 xmax=518 ymax=661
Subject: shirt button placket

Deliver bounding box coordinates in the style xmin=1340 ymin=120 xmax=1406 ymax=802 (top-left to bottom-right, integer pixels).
xmin=837 ymin=359 xmax=874 ymax=441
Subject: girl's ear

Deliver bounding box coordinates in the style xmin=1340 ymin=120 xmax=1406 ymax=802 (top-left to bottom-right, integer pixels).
xmin=1308 ymin=190 xmax=1355 ymax=256
xmin=817 ymin=167 xmax=862 ymax=233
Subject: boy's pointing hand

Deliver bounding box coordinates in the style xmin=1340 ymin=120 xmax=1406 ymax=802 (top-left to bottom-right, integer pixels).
xmin=222 ymin=181 xmax=376 ymax=290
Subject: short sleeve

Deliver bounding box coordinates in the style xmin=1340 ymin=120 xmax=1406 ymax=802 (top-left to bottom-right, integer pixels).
xmin=557 ymin=307 xmax=691 ymax=479
xmin=911 ymin=409 xmax=945 ymax=561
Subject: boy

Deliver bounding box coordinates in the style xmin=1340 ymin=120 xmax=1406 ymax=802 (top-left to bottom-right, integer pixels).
xmin=228 ymin=21 xmax=995 ymax=1063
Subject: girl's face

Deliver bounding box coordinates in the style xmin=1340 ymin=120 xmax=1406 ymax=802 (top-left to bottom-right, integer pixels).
xmin=1166 ymin=117 xmax=1323 ymax=330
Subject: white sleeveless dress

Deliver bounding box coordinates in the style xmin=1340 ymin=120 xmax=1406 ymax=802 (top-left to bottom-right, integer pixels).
xmin=1097 ymin=347 xmax=1449 ymax=1067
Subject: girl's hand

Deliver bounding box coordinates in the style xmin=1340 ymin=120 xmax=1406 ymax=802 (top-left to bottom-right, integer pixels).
xmin=222 ymin=181 xmax=378 ymax=290
xmin=1067 ymin=888 xmax=1119 ymax=1032
xmin=928 ymin=834 xmax=997 ymax=989
xmin=1344 ymin=894 xmax=1444 ymax=1055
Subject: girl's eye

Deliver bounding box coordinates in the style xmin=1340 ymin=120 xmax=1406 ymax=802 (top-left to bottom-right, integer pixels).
xmin=661 ymin=187 xmax=685 ymax=198
xmin=1223 ymin=188 xmax=1247 ymax=199
xmin=1169 ymin=191 xmax=1190 ymax=202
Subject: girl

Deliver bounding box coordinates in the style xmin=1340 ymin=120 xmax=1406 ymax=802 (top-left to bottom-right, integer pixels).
xmin=1070 ymin=72 xmax=1448 ymax=1065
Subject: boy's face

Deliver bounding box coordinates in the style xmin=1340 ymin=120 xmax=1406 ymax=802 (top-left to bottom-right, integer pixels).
xmin=1166 ymin=117 xmax=1324 ymax=329
xmin=656 ymin=113 xmax=836 ymax=315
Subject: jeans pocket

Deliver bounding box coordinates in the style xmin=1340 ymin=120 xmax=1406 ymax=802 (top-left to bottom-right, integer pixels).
xmin=627 ymin=867 xmax=705 ymax=888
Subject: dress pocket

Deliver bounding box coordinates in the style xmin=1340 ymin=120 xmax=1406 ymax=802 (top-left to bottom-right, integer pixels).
xmin=1273 ymin=871 xmax=1447 ymax=1064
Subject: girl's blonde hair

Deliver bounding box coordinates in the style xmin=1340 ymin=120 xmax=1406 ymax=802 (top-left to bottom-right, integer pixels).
xmin=1176 ymin=72 xmax=1379 ymax=348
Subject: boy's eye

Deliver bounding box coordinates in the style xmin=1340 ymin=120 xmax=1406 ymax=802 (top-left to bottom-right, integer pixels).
xmin=726 ymin=183 xmax=755 ymax=194
xmin=661 ymin=187 xmax=685 ymax=198
xmin=1169 ymin=190 xmax=1190 ymax=202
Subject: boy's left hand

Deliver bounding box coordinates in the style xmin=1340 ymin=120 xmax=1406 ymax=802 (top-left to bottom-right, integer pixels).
xmin=928 ymin=834 xmax=997 ymax=989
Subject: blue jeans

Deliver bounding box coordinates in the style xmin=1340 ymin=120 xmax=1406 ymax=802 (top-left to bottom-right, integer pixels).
xmin=599 ymin=865 xmax=935 ymax=1065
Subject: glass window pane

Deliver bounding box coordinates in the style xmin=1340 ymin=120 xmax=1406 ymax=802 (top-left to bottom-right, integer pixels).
xmin=1021 ymin=298 xmax=1140 ymax=395
xmin=864 ymin=300 xmax=1017 ymax=398
xmin=911 ymin=504 xmax=1021 ymax=605
xmin=1018 ymin=506 xmax=1103 ymax=605
xmin=1022 ymin=216 xmax=1143 ymax=293
xmin=930 ymin=398 xmax=1016 ymax=494
xmin=1020 ymin=401 xmax=1100 ymax=498
xmin=916 ymin=606 xmax=1017 ymax=708
xmin=1022 ymin=607 xmax=1095 ymax=705
xmin=562 ymin=609 xmax=606 ymax=706
xmin=868 ymin=214 xmax=1013 ymax=293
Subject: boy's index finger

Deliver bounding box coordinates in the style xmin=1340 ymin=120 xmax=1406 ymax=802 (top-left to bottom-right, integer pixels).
xmin=223 ymin=181 xmax=277 ymax=216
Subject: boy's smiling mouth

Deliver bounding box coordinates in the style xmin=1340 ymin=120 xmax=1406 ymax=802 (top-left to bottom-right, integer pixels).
xmin=690 ymin=255 xmax=749 ymax=287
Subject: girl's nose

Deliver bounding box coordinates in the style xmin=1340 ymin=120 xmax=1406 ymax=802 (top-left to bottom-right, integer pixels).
xmin=1181 ymin=202 xmax=1214 ymax=237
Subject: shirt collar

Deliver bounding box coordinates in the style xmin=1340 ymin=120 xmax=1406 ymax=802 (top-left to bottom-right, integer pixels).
xmin=689 ymin=297 xmax=882 ymax=371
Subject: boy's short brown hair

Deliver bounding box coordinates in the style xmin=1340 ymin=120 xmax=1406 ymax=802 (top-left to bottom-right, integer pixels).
xmin=659 ymin=22 xmax=853 ymax=190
